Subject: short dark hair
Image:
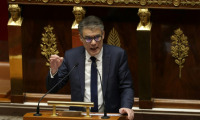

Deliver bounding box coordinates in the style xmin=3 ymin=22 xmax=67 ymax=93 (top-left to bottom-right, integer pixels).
xmin=78 ymin=15 xmax=104 ymax=35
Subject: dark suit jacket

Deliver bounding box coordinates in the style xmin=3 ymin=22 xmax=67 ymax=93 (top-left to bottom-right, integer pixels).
xmin=46 ymin=44 xmax=134 ymax=113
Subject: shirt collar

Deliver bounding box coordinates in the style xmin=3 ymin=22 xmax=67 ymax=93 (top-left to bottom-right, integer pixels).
xmin=85 ymin=47 xmax=103 ymax=62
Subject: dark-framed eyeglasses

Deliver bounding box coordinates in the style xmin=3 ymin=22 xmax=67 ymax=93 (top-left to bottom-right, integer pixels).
xmin=80 ymin=34 xmax=102 ymax=43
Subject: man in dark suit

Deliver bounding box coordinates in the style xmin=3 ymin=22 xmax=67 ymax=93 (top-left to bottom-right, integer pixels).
xmin=46 ymin=15 xmax=134 ymax=120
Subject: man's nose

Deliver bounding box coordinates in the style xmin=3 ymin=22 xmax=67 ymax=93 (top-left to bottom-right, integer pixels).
xmin=90 ymin=39 xmax=97 ymax=45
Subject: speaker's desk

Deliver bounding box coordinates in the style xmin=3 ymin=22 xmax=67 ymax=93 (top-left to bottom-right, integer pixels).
xmin=23 ymin=112 xmax=126 ymax=120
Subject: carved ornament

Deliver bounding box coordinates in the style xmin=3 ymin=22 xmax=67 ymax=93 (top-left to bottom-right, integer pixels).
xmin=43 ymin=0 xmax=49 ymax=3
xmin=173 ymin=0 xmax=180 ymax=6
xmin=74 ymin=0 xmax=81 ymax=3
xmin=107 ymin=0 xmax=114 ymax=4
xmin=171 ymin=28 xmax=189 ymax=79
xmin=40 ymin=25 xmax=59 ymax=67
xmin=107 ymin=28 xmax=121 ymax=47
xmin=140 ymin=0 xmax=147 ymax=5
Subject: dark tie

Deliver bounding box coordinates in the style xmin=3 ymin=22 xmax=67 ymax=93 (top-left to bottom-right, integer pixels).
xmin=90 ymin=57 xmax=98 ymax=112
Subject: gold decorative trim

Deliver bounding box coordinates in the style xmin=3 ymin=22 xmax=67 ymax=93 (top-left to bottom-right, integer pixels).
xmin=74 ymin=0 xmax=81 ymax=3
xmin=9 ymin=0 xmax=200 ymax=6
xmin=173 ymin=0 xmax=180 ymax=6
xmin=171 ymin=28 xmax=189 ymax=79
xmin=147 ymin=0 xmax=173 ymax=5
xmin=107 ymin=0 xmax=114 ymax=4
xmin=140 ymin=0 xmax=147 ymax=5
xmin=124 ymin=0 xmax=129 ymax=4
xmin=40 ymin=25 xmax=59 ymax=67
xmin=107 ymin=28 xmax=121 ymax=47
xmin=43 ymin=0 xmax=49 ymax=3
xmin=101 ymin=0 xmax=106 ymax=3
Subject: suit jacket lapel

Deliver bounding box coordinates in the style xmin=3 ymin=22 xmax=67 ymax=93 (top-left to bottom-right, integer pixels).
xmin=78 ymin=47 xmax=85 ymax=101
xmin=102 ymin=44 xmax=111 ymax=97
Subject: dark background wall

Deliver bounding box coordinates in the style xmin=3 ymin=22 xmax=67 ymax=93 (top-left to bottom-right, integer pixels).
xmin=0 ymin=0 xmax=8 ymax=41
xmin=0 ymin=0 xmax=9 ymax=62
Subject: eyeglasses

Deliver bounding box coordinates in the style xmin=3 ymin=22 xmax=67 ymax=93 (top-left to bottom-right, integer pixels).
xmin=80 ymin=34 xmax=102 ymax=43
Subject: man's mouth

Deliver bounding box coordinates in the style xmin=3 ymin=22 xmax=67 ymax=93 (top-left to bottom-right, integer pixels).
xmin=90 ymin=47 xmax=98 ymax=51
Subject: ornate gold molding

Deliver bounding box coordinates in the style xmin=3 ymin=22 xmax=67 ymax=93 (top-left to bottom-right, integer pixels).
xmin=107 ymin=0 xmax=114 ymax=4
xmin=171 ymin=28 xmax=189 ymax=79
xmin=147 ymin=0 xmax=172 ymax=5
xmin=40 ymin=25 xmax=59 ymax=67
xmin=9 ymin=0 xmax=200 ymax=6
xmin=43 ymin=0 xmax=49 ymax=3
xmin=107 ymin=28 xmax=121 ymax=47
xmin=140 ymin=0 xmax=147 ymax=5
xmin=74 ymin=0 xmax=81 ymax=3
xmin=173 ymin=0 xmax=180 ymax=6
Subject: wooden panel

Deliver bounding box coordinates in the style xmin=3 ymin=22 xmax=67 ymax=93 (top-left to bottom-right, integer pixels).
xmin=153 ymin=99 xmax=200 ymax=109
xmin=0 ymin=80 xmax=10 ymax=98
xmin=0 ymin=41 xmax=9 ymax=62
xmin=0 ymin=62 xmax=10 ymax=81
xmin=8 ymin=25 xmax=24 ymax=103
xmin=151 ymin=9 xmax=200 ymax=99
xmin=25 ymin=93 xmax=71 ymax=103
xmin=22 ymin=5 xmax=73 ymax=94
xmin=72 ymin=29 xmax=83 ymax=48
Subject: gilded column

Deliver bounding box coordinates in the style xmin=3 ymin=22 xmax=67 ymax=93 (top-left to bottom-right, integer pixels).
xmin=136 ymin=8 xmax=153 ymax=109
xmin=7 ymin=4 xmax=24 ymax=103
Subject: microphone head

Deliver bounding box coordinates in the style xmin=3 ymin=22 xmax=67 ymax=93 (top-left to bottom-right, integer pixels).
xmin=75 ymin=63 xmax=79 ymax=67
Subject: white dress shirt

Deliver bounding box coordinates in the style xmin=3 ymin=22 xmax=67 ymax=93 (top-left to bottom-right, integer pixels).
xmin=50 ymin=48 xmax=104 ymax=112
xmin=84 ymin=48 xmax=104 ymax=112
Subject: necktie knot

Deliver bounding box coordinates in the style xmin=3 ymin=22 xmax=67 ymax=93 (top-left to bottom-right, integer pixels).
xmin=90 ymin=57 xmax=96 ymax=62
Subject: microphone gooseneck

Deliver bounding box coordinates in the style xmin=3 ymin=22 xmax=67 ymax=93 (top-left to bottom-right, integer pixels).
xmin=34 ymin=63 xmax=79 ymax=116
xmin=93 ymin=62 xmax=110 ymax=119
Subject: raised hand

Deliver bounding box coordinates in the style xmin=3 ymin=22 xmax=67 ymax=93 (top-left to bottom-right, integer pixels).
xmin=49 ymin=55 xmax=64 ymax=75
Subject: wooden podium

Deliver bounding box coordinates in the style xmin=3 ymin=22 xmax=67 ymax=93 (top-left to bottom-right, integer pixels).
xmin=23 ymin=112 xmax=126 ymax=120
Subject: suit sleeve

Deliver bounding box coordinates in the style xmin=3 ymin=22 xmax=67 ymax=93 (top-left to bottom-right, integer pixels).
xmin=46 ymin=51 xmax=70 ymax=93
xmin=118 ymin=50 xmax=134 ymax=109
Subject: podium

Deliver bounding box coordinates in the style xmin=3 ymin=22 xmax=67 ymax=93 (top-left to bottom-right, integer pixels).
xmin=23 ymin=112 xmax=126 ymax=120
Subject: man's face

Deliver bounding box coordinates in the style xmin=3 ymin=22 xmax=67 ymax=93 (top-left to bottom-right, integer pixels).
xmin=10 ymin=8 xmax=20 ymax=21
xmin=74 ymin=11 xmax=83 ymax=24
xmin=139 ymin=13 xmax=149 ymax=26
xmin=80 ymin=28 xmax=104 ymax=56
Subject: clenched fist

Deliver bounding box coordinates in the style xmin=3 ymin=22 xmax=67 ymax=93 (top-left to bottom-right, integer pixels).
xmin=50 ymin=55 xmax=64 ymax=75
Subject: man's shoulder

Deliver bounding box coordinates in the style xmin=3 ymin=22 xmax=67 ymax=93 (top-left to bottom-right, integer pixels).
xmin=66 ymin=46 xmax=85 ymax=54
xmin=104 ymin=44 xmax=125 ymax=53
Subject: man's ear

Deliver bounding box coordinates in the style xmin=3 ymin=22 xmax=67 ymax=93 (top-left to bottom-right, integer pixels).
xmin=102 ymin=31 xmax=105 ymax=40
xmin=79 ymin=34 xmax=83 ymax=42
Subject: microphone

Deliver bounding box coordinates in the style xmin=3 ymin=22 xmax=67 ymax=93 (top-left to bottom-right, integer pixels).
xmin=93 ymin=62 xmax=110 ymax=119
xmin=34 ymin=63 xmax=79 ymax=116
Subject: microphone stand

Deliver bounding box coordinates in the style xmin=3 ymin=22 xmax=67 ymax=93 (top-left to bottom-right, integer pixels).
xmin=34 ymin=63 xmax=79 ymax=116
xmin=93 ymin=63 xmax=110 ymax=119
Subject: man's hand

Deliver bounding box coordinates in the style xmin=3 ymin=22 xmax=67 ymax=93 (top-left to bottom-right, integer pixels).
xmin=119 ymin=108 xmax=134 ymax=120
xmin=50 ymin=55 xmax=64 ymax=75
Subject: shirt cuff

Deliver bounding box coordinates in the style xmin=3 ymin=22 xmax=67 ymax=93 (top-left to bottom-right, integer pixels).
xmin=50 ymin=68 xmax=58 ymax=78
